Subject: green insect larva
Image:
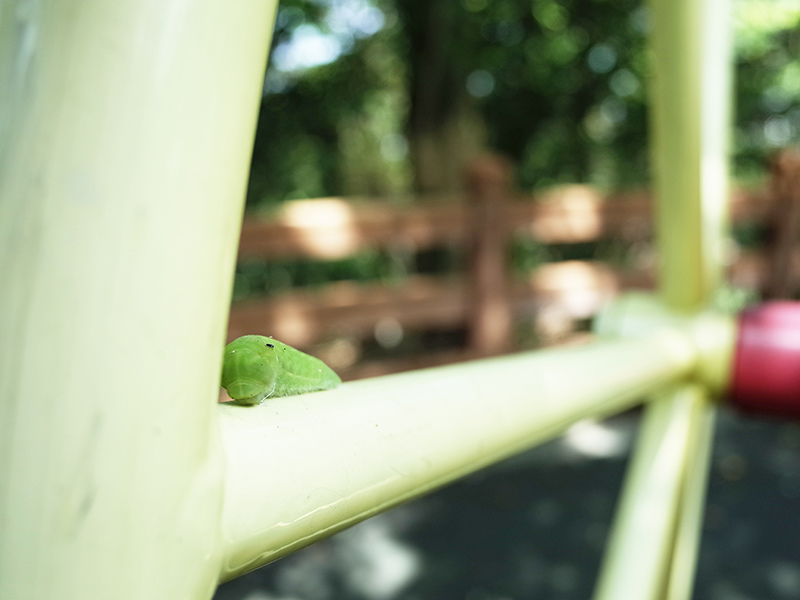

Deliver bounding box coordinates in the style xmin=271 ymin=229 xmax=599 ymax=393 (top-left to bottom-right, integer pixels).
xmin=221 ymin=335 xmax=342 ymax=406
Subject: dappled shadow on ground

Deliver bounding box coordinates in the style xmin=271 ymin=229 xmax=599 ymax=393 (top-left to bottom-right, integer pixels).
xmin=214 ymin=408 xmax=800 ymax=600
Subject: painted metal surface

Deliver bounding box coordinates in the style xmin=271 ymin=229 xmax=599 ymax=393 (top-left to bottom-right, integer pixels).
xmin=592 ymin=385 xmax=711 ymax=600
xmin=217 ymin=334 xmax=697 ymax=581
xmin=593 ymin=0 xmax=733 ymax=598
xmin=649 ymin=0 xmax=733 ymax=312
xmin=664 ymin=397 xmax=716 ymax=600
xmin=0 ymin=0 xmax=738 ymax=597
xmin=0 ymin=1 xmax=276 ymax=598
xmin=594 ymin=292 xmax=736 ymax=396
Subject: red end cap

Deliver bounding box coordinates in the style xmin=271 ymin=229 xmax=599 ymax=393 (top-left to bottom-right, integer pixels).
xmin=730 ymin=301 xmax=800 ymax=418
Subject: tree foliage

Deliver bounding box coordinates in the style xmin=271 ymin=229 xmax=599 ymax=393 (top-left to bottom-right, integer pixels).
xmin=245 ymin=0 xmax=800 ymax=209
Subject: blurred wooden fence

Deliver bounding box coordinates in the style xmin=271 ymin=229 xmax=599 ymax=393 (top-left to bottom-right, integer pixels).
xmin=228 ymin=152 xmax=798 ymax=380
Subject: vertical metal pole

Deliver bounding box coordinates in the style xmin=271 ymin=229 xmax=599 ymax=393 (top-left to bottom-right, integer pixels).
xmin=0 ymin=2 xmax=276 ymax=599
xmin=593 ymin=0 xmax=732 ymax=598
xmin=651 ymin=0 xmax=732 ymax=311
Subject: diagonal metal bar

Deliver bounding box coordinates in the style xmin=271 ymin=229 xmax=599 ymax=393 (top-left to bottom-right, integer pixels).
xmin=664 ymin=399 xmax=716 ymax=600
xmin=592 ymin=385 xmax=709 ymax=600
xmin=217 ymin=333 xmax=697 ymax=581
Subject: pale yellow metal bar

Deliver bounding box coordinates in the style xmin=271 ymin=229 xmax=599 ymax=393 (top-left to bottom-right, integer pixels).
xmin=592 ymin=385 xmax=709 ymax=600
xmin=593 ymin=0 xmax=733 ymax=597
xmin=217 ymin=333 xmax=697 ymax=581
xmin=591 ymin=296 xmax=730 ymax=600
xmin=655 ymin=0 xmax=733 ymax=594
xmin=0 ymin=2 xmax=276 ymax=599
xmin=650 ymin=0 xmax=732 ymax=311
xmin=664 ymin=399 xmax=716 ymax=600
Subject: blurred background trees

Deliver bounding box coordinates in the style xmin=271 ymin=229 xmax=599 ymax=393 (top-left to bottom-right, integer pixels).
xmin=245 ymin=0 xmax=800 ymax=209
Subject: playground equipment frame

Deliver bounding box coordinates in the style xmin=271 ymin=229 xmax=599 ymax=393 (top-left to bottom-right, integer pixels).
xmin=0 ymin=0 xmax=737 ymax=599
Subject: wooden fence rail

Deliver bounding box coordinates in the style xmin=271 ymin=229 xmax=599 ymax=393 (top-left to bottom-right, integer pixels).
xmin=237 ymin=185 xmax=771 ymax=260
xmin=229 ymin=154 xmax=784 ymax=380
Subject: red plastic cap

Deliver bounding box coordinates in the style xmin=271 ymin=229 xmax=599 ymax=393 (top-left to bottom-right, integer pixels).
xmin=730 ymin=301 xmax=800 ymax=417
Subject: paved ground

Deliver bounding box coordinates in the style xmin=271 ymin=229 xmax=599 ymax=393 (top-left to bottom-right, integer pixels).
xmin=213 ymin=406 xmax=800 ymax=600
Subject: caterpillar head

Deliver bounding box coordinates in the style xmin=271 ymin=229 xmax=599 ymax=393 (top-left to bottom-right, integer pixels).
xmin=221 ymin=335 xmax=279 ymax=405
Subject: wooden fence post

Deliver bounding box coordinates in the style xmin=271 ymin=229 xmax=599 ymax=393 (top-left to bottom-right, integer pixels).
xmin=764 ymin=148 xmax=800 ymax=299
xmin=465 ymin=155 xmax=514 ymax=357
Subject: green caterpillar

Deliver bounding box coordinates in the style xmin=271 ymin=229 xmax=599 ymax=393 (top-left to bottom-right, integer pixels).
xmin=221 ymin=335 xmax=342 ymax=406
